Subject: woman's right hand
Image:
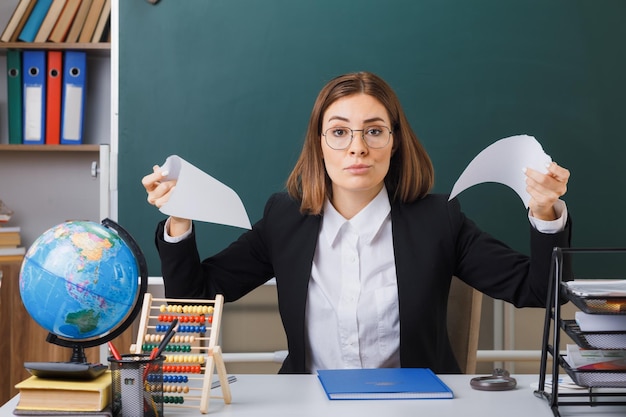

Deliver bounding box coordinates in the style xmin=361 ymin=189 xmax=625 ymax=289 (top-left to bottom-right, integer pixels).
xmin=142 ymin=165 xmax=174 ymax=208
xmin=141 ymin=165 xmax=191 ymax=237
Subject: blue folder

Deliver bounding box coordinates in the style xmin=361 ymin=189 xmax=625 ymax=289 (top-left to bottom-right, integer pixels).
xmin=61 ymin=51 xmax=87 ymax=145
xmin=317 ymin=368 xmax=454 ymax=400
xmin=22 ymin=50 xmax=47 ymax=145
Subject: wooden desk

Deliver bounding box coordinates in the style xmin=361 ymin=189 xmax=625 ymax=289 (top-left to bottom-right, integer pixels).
xmin=2 ymin=374 xmax=626 ymax=416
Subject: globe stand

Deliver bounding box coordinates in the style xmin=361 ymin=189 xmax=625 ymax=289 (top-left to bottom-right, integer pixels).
xmin=69 ymin=344 xmax=87 ymax=363
xmin=20 ymin=219 xmax=149 ymax=380
xmin=44 ymin=334 xmax=88 ymax=363
xmin=23 ymin=360 xmax=109 ymax=380
xmin=23 ymin=335 xmax=110 ymax=379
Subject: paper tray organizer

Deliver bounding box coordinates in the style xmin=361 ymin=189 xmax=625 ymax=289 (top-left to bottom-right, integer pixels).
xmin=563 ymin=286 xmax=626 ymax=314
xmin=561 ymin=320 xmax=626 ymax=350
xmin=558 ymin=356 xmax=626 ymax=388
xmin=535 ymin=247 xmax=626 ymax=417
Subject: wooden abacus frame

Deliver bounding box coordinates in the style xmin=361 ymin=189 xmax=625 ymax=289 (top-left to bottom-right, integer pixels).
xmin=131 ymin=293 xmax=231 ymax=414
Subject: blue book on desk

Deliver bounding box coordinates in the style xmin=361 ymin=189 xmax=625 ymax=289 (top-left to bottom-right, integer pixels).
xmin=317 ymin=368 xmax=454 ymax=400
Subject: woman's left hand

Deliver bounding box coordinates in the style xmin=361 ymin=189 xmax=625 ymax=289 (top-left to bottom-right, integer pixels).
xmin=525 ymin=161 xmax=570 ymax=221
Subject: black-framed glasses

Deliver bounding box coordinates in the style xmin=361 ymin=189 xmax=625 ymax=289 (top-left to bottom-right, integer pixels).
xmin=322 ymin=125 xmax=392 ymax=150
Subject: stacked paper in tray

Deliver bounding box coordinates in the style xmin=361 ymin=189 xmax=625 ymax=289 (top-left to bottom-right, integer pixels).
xmin=565 ymin=280 xmax=626 ymax=298
xmin=565 ymin=280 xmax=626 ymax=313
xmin=574 ymin=312 xmax=626 ymax=349
xmin=575 ymin=311 xmax=626 ymax=332
xmin=565 ymin=344 xmax=626 ymax=371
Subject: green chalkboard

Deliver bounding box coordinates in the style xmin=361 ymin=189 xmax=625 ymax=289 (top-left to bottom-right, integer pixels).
xmin=119 ymin=0 xmax=626 ymax=277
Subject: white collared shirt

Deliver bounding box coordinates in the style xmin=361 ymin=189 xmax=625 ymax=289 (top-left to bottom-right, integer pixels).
xmin=303 ymin=189 xmax=568 ymax=373
xmin=305 ymin=187 xmax=401 ymax=372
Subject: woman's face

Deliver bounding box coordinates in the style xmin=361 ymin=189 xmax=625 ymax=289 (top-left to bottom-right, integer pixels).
xmin=321 ymin=94 xmax=394 ymax=205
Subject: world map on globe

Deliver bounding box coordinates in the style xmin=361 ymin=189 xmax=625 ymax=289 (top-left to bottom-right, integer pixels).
xmin=19 ymin=220 xmax=140 ymax=341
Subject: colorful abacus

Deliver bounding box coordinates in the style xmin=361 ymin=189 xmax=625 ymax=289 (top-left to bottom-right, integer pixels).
xmin=131 ymin=293 xmax=231 ymax=414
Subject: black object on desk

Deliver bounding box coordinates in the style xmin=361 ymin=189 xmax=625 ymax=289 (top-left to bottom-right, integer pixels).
xmin=24 ymin=361 xmax=108 ymax=380
xmin=470 ymin=369 xmax=517 ymax=391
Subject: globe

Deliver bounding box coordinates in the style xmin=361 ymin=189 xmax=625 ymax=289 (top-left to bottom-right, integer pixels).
xmin=19 ymin=219 xmax=147 ymax=364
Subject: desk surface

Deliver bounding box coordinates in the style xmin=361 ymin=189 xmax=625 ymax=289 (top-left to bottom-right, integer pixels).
xmin=2 ymin=374 xmax=626 ymax=417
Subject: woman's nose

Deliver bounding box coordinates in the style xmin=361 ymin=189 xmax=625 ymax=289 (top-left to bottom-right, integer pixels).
xmin=348 ymin=131 xmax=368 ymax=155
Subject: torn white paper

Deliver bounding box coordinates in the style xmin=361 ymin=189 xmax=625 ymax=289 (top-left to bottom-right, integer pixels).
xmin=158 ymin=155 xmax=252 ymax=230
xmin=449 ymin=135 xmax=552 ymax=208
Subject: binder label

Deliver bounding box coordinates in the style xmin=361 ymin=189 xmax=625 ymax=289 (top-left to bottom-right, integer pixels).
xmin=24 ymin=86 xmax=43 ymax=141
xmin=62 ymin=84 xmax=83 ymax=141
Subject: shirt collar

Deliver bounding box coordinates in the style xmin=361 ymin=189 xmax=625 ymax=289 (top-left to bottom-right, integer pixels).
xmin=321 ymin=187 xmax=391 ymax=247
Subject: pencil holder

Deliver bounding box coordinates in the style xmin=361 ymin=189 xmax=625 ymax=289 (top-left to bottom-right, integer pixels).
xmin=109 ymin=354 xmax=164 ymax=417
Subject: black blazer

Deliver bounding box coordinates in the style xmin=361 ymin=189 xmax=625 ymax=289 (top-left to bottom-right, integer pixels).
xmin=156 ymin=192 xmax=572 ymax=374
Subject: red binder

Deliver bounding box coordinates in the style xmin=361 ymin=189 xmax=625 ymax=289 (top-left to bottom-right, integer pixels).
xmin=45 ymin=50 xmax=63 ymax=145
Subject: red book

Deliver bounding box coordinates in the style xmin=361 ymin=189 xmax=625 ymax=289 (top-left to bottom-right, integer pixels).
xmin=45 ymin=51 xmax=63 ymax=145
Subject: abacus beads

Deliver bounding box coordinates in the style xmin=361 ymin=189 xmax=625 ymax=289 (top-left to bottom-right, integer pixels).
xmin=144 ymin=334 xmax=196 ymax=343
xmin=146 ymin=385 xmax=190 ymax=394
xmin=155 ymin=324 xmax=207 ymax=333
xmin=164 ymin=354 xmax=205 ymax=364
xmin=162 ymin=365 xmax=202 ymax=374
xmin=157 ymin=314 xmax=213 ymax=324
xmin=164 ymin=385 xmax=190 ymax=394
xmin=135 ymin=295 xmax=230 ymax=413
xmin=159 ymin=304 xmax=214 ymax=315
xmin=141 ymin=343 xmax=193 ymax=353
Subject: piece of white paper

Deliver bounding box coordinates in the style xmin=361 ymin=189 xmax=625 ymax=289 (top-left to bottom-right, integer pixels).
xmin=158 ymin=155 xmax=252 ymax=230
xmin=565 ymin=280 xmax=626 ymax=297
xmin=448 ymin=135 xmax=552 ymax=208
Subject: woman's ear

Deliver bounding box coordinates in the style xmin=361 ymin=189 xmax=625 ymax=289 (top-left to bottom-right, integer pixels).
xmin=391 ymin=141 xmax=398 ymax=156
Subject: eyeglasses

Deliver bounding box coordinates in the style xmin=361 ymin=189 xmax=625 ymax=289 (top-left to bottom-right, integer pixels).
xmin=322 ymin=125 xmax=392 ymax=150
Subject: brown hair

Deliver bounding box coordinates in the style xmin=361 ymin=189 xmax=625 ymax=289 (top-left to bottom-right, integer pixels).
xmin=286 ymin=72 xmax=434 ymax=215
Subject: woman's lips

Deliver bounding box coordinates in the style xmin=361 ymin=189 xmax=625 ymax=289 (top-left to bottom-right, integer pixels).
xmin=345 ymin=164 xmax=371 ymax=174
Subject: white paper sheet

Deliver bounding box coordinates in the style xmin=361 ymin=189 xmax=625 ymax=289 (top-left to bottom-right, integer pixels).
xmin=158 ymin=155 xmax=252 ymax=230
xmin=448 ymin=135 xmax=552 ymax=208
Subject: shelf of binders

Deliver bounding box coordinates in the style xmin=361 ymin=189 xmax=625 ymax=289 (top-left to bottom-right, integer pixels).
xmin=2 ymin=45 xmax=107 ymax=146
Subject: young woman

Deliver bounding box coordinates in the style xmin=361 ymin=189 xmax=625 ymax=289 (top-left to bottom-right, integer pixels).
xmin=142 ymin=71 xmax=571 ymax=374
